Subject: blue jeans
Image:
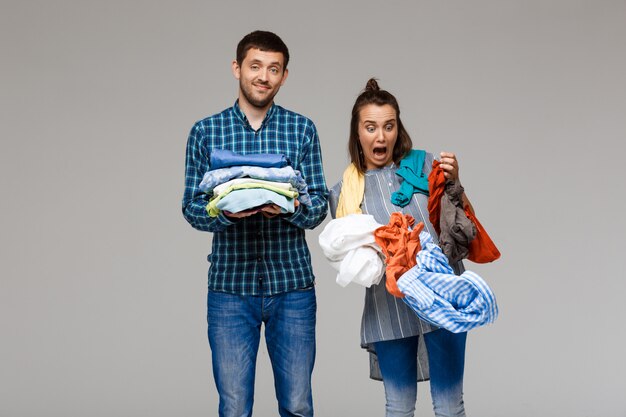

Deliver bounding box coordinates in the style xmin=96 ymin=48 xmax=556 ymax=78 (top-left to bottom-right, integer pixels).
xmin=207 ymin=287 xmax=316 ymax=417
xmin=373 ymin=329 xmax=467 ymax=417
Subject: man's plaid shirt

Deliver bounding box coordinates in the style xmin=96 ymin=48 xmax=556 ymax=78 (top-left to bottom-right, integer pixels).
xmin=182 ymin=101 xmax=328 ymax=295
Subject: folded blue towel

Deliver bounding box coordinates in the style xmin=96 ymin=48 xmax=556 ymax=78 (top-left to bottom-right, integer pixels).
xmin=209 ymin=149 xmax=290 ymax=170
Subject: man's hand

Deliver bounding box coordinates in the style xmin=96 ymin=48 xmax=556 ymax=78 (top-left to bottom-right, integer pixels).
xmin=223 ymin=210 xmax=256 ymax=219
xmin=261 ymin=199 xmax=299 ymax=219
xmin=223 ymin=200 xmax=300 ymax=219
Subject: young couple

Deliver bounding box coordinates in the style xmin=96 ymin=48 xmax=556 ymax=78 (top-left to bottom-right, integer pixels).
xmin=183 ymin=30 xmax=473 ymax=417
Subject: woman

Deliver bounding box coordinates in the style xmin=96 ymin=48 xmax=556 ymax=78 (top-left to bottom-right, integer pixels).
xmin=329 ymin=78 xmax=471 ymax=417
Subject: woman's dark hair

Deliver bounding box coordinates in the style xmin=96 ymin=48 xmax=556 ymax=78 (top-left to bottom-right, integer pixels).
xmin=236 ymin=30 xmax=290 ymax=70
xmin=348 ymin=78 xmax=413 ymax=173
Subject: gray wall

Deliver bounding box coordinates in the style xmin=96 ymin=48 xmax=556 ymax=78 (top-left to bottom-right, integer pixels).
xmin=2 ymin=1 xmax=625 ymax=416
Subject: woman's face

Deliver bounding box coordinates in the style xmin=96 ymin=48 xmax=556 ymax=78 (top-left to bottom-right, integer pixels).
xmin=357 ymin=104 xmax=398 ymax=170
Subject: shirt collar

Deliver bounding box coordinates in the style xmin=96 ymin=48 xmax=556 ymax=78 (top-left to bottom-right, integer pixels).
xmin=232 ymin=100 xmax=277 ymax=131
xmin=365 ymin=162 xmax=397 ymax=176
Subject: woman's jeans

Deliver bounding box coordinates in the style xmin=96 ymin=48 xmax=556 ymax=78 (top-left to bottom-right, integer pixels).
xmin=207 ymin=287 xmax=316 ymax=417
xmin=373 ymin=329 xmax=467 ymax=417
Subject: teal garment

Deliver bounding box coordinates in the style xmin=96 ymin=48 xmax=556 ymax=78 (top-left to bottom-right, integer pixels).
xmin=391 ymin=150 xmax=429 ymax=207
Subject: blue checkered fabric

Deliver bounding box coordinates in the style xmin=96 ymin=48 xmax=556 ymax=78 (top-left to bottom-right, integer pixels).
xmin=397 ymin=230 xmax=498 ymax=333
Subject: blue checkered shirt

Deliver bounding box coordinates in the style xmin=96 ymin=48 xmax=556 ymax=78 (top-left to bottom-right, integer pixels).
xmin=397 ymin=230 xmax=498 ymax=333
xmin=182 ymin=101 xmax=329 ymax=295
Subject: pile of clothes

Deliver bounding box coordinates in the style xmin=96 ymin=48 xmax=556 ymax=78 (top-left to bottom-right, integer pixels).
xmin=199 ymin=149 xmax=311 ymax=217
xmin=319 ymin=212 xmax=498 ymax=333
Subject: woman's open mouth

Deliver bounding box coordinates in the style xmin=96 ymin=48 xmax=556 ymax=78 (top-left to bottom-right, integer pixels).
xmin=373 ymin=146 xmax=387 ymax=157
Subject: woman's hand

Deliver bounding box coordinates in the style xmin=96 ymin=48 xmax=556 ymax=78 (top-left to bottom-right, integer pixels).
xmin=440 ymin=152 xmax=475 ymax=213
xmin=439 ymin=152 xmax=460 ymax=182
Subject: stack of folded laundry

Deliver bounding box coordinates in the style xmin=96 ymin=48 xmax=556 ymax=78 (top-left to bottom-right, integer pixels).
xmin=198 ymin=149 xmax=312 ymax=217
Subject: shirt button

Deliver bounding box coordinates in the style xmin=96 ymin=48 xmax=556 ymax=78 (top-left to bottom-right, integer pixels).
xmin=389 ymin=183 xmax=393 ymax=186
xmin=257 ymin=257 xmax=262 ymax=262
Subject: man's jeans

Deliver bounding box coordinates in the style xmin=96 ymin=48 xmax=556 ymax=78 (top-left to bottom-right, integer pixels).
xmin=207 ymin=287 xmax=316 ymax=417
xmin=374 ymin=329 xmax=467 ymax=417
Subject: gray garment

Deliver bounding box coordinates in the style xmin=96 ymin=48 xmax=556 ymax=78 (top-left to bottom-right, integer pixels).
xmin=439 ymin=180 xmax=476 ymax=264
xmin=329 ymin=153 xmax=464 ymax=381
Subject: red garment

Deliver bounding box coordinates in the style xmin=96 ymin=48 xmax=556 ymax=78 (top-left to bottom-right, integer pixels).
xmin=374 ymin=213 xmax=424 ymax=298
xmin=427 ymin=159 xmax=501 ymax=264
xmin=464 ymin=207 xmax=501 ymax=263
xmin=427 ymin=160 xmax=445 ymax=235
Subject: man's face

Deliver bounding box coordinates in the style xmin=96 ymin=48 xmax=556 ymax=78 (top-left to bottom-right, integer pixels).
xmin=233 ymin=48 xmax=288 ymax=110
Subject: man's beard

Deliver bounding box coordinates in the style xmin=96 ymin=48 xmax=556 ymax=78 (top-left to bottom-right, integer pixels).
xmin=240 ymin=80 xmax=277 ymax=109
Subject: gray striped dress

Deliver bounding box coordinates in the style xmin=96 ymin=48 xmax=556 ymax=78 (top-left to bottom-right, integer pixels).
xmin=329 ymin=152 xmax=465 ymax=381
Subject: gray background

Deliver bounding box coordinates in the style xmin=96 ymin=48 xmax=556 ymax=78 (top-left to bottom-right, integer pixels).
xmin=2 ymin=0 xmax=625 ymax=416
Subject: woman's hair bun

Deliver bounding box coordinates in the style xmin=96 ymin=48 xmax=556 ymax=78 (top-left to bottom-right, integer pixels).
xmin=365 ymin=78 xmax=380 ymax=92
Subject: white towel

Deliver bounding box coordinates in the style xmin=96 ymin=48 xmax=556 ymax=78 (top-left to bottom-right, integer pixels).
xmin=318 ymin=214 xmax=385 ymax=287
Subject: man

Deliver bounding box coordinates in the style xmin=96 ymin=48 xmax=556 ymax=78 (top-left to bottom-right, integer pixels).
xmin=182 ymin=30 xmax=328 ymax=417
